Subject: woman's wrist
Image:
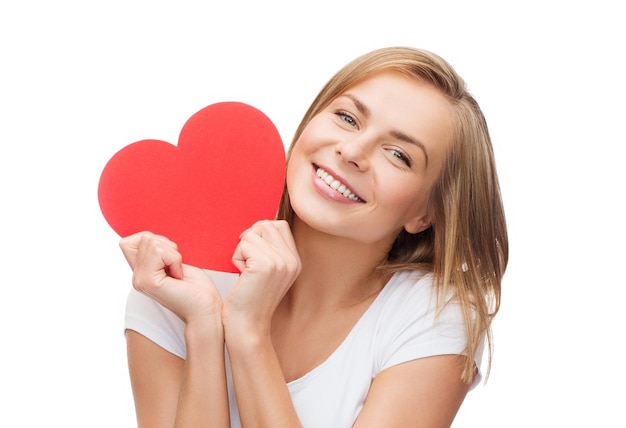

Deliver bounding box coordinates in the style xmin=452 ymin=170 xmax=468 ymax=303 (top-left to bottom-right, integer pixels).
xmin=223 ymin=315 xmax=271 ymax=354
xmin=184 ymin=314 xmax=225 ymax=346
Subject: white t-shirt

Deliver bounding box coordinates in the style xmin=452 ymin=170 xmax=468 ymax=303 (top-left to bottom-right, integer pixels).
xmin=125 ymin=269 xmax=482 ymax=428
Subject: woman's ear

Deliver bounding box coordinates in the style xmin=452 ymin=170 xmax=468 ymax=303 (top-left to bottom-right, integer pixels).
xmin=403 ymin=214 xmax=432 ymax=234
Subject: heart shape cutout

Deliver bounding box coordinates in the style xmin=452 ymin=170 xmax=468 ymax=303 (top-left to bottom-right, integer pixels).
xmin=98 ymin=102 xmax=286 ymax=272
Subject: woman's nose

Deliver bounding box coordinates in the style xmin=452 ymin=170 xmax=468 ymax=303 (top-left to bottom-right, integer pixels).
xmin=335 ymin=135 xmax=372 ymax=171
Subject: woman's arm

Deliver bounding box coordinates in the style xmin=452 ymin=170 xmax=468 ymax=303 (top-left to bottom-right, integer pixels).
xmin=223 ymin=220 xmax=303 ymax=427
xmin=354 ymin=354 xmax=471 ymax=428
xmin=121 ymin=232 xmax=230 ymax=428
xmin=212 ymin=218 xmax=471 ymax=427
xmin=174 ymin=317 xmax=229 ymax=427
xmin=126 ymin=330 xmax=184 ymax=428
xmin=126 ymin=320 xmax=229 ymax=428
xmin=225 ymin=327 xmax=301 ymax=427
xmin=225 ymin=341 xmax=470 ymax=428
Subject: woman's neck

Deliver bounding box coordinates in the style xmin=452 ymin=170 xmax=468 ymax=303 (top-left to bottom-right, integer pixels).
xmin=282 ymin=216 xmax=394 ymax=314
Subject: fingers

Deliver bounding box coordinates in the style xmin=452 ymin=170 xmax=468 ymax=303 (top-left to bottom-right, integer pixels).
xmin=119 ymin=231 xmax=178 ymax=270
xmin=226 ymin=221 xmax=301 ymax=335
xmin=241 ymin=220 xmax=297 ymax=255
xmin=266 ymin=220 xmax=299 ymax=256
xmin=119 ymin=232 xmax=223 ymax=323
xmin=232 ymin=220 xmax=301 ymax=280
xmin=119 ymin=231 xmax=184 ymax=291
xmin=141 ymin=264 xmax=222 ymax=322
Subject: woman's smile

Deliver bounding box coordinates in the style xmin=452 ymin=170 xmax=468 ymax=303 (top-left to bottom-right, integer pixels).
xmin=313 ymin=164 xmax=365 ymax=203
xmin=287 ymin=70 xmax=452 ymax=242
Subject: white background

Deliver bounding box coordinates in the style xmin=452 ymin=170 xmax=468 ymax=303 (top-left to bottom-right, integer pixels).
xmin=1 ymin=1 xmax=624 ymax=426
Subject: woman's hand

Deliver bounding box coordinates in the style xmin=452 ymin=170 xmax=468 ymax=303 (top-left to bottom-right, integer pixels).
xmin=221 ymin=221 xmax=303 ymax=427
xmin=224 ymin=220 xmax=301 ymax=337
xmin=119 ymin=231 xmax=223 ymax=324
xmin=122 ymin=232 xmax=230 ymax=427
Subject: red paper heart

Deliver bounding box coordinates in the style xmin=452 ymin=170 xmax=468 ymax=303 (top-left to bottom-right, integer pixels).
xmin=98 ymin=102 xmax=286 ymax=272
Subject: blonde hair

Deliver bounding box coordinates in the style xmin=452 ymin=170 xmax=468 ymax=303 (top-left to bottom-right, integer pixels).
xmin=277 ymin=47 xmax=508 ymax=384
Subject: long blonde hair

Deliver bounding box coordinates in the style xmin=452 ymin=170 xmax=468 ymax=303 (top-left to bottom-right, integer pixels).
xmin=277 ymin=47 xmax=508 ymax=383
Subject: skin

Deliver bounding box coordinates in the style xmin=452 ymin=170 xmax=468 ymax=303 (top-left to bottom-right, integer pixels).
xmin=122 ymin=71 xmax=471 ymax=427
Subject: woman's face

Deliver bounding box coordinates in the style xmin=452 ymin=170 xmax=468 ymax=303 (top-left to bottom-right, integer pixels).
xmin=286 ymin=71 xmax=453 ymax=246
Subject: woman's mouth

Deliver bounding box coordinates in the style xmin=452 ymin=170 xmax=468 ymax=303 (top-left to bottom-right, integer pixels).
xmin=314 ymin=166 xmax=365 ymax=202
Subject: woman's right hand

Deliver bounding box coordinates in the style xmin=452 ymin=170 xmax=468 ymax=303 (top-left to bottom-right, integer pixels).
xmin=122 ymin=232 xmax=230 ymax=428
xmin=119 ymin=231 xmax=223 ymax=324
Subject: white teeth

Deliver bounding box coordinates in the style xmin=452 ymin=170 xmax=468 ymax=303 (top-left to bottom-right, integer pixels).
xmin=316 ymin=167 xmax=362 ymax=201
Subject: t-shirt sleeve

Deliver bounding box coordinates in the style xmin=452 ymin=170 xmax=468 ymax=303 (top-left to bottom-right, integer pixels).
xmin=375 ymin=272 xmax=484 ymax=388
xmin=125 ymin=288 xmax=188 ymax=359
xmin=124 ymin=270 xmax=238 ymax=360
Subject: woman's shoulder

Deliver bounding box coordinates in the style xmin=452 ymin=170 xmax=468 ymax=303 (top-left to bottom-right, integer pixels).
xmin=371 ymin=269 xmax=475 ymax=375
xmin=379 ymin=270 xmax=436 ymax=306
xmin=374 ymin=269 xmax=465 ymax=334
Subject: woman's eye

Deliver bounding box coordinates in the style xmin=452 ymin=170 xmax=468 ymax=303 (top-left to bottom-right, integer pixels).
xmin=336 ymin=111 xmax=358 ymax=128
xmin=389 ymin=149 xmax=413 ymax=167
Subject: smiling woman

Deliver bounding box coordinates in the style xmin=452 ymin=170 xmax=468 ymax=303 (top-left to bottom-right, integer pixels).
xmin=285 ymin=71 xmax=452 ymax=244
xmin=121 ymin=46 xmax=508 ymax=428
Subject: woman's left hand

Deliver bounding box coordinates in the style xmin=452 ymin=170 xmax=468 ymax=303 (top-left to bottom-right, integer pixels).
xmin=224 ymin=220 xmax=301 ymax=337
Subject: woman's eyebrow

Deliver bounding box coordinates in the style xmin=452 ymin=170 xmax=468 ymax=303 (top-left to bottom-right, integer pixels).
xmin=339 ymin=93 xmax=429 ymax=167
xmin=340 ymin=93 xmax=370 ymax=118
xmin=390 ymin=130 xmax=429 ymax=167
